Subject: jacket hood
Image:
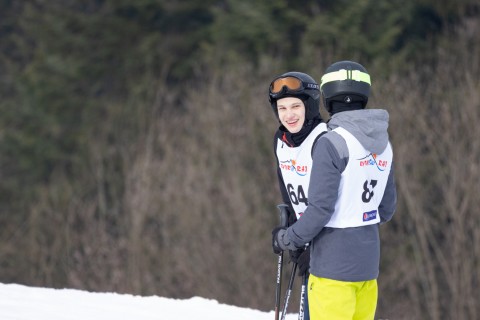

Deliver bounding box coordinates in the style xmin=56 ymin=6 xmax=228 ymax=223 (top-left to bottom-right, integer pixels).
xmin=328 ymin=109 xmax=390 ymax=154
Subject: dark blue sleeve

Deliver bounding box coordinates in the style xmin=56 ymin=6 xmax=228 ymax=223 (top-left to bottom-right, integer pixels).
xmin=379 ymin=160 xmax=397 ymax=223
xmin=273 ymin=133 xmax=295 ymax=217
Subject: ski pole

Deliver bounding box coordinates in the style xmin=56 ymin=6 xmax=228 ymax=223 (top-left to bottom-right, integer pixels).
xmin=281 ymin=262 xmax=298 ymax=320
xmin=275 ymin=204 xmax=289 ymax=320
xmin=274 ymin=250 xmax=284 ymax=320
xmin=298 ymin=273 xmax=307 ymax=320
xmin=298 ymin=244 xmax=309 ymax=320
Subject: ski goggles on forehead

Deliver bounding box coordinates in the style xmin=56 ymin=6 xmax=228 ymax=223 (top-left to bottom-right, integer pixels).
xmin=269 ymin=76 xmax=319 ymax=95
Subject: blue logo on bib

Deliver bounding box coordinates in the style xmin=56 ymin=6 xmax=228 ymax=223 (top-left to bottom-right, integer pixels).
xmin=363 ymin=210 xmax=377 ymax=222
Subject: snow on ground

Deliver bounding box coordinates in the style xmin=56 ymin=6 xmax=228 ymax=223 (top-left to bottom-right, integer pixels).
xmin=0 ymin=283 xmax=297 ymax=319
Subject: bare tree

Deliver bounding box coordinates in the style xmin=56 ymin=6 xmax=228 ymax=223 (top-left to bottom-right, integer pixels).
xmin=376 ymin=19 xmax=480 ymax=319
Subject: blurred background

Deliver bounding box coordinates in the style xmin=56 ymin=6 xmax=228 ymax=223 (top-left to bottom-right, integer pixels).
xmin=1 ymin=1 xmax=479 ymax=319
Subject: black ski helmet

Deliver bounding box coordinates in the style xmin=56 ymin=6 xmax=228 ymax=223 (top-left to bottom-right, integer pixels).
xmin=320 ymin=61 xmax=371 ymax=114
xmin=268 ymin=71 xmax=321 ymax=121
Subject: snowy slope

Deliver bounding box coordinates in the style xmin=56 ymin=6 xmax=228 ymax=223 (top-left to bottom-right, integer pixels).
xmin=0 ymin=283 xmax=297 ymax=319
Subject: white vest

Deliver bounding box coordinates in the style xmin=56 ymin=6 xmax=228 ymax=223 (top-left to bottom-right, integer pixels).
xmin=325 ymin=127 xmax=393 ymax=228
xmin=276 ymin=123 xmax=328 ymax=219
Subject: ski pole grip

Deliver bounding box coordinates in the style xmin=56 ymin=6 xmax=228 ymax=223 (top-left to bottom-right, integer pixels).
xmin=277 ymin=204 xmax=289 ymax=228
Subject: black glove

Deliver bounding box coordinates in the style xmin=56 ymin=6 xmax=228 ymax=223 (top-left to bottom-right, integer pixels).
xmin=272 ymin=227 xmax=286 ymax=254
xmin=272 ymin=227 xmax=300 ymax=254
xmin=290 ymin=246 xmax=310 ymax=277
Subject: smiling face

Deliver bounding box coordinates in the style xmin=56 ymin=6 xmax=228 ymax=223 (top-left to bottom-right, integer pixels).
xmin=276 ymin=97 xmax=306 ymax=133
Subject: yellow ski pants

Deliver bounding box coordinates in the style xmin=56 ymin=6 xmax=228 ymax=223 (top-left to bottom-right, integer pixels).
xmin=308 ymin=275 xmax=378 ymax=320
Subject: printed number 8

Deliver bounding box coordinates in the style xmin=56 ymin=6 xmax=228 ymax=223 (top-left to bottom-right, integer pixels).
xmin=362 ymin=179 xmax=377 ymax=203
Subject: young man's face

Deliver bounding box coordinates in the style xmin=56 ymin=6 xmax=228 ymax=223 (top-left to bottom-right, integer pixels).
xmin=277 ymin=97 xmax=306 ymax=133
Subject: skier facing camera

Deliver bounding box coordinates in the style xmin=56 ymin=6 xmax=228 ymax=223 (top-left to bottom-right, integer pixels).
xmin=269 ymin=71 xmax=328 ymax=320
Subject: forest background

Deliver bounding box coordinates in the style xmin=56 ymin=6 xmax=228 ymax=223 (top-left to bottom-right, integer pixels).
xmin=1 ymin=1 xmax=479 ymax=319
